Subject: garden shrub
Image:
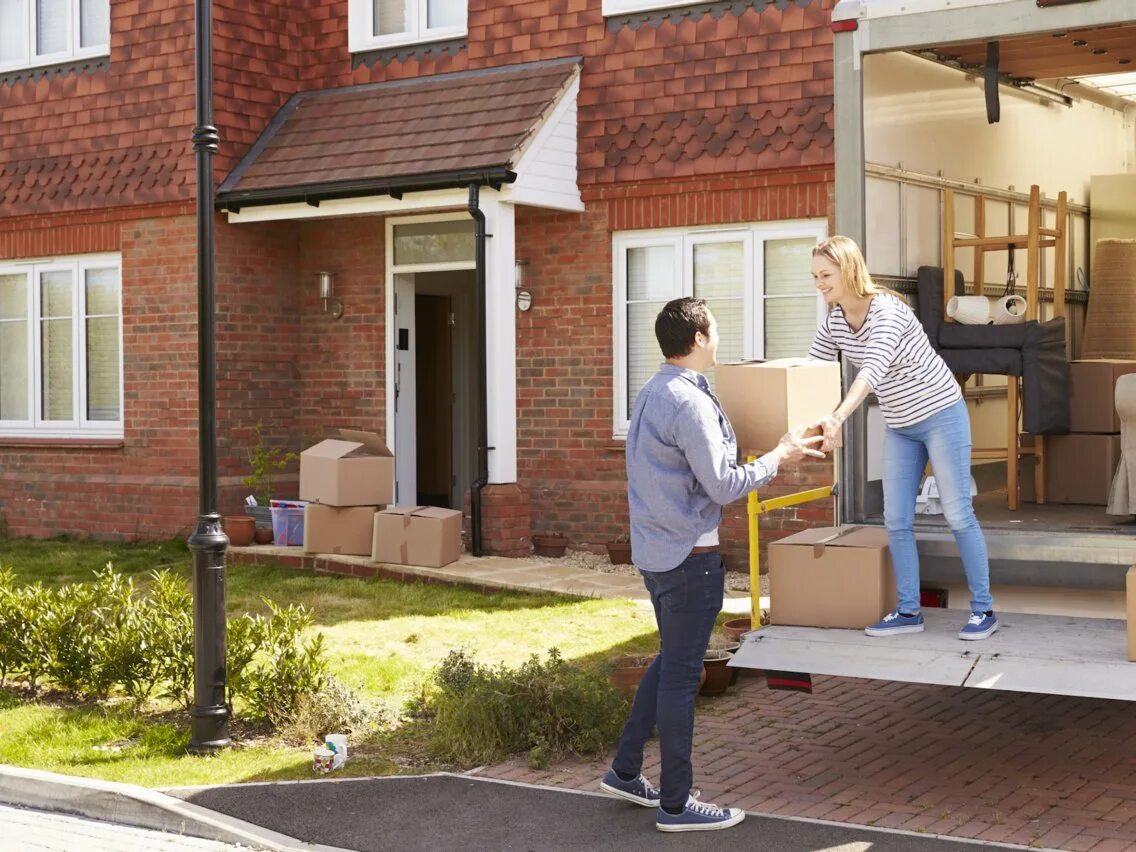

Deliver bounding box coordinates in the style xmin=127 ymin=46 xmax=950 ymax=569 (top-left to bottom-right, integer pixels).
xmin=426 ymin=648 xmax=627 ymax=769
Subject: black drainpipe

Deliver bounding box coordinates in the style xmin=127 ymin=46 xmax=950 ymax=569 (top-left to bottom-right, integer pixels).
xmin=468 ymin=184 xmax=489 ymax=556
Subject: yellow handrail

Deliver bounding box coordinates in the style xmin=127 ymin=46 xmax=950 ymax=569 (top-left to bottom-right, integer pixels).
xmin=746 ymin=455 xmax=835 ymax=624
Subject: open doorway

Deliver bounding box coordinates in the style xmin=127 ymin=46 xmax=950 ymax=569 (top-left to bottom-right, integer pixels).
xmin=393 ymin=270 xmax=479 ymax=509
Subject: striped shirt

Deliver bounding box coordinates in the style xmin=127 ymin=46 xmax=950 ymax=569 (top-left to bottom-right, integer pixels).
xmin=808 ymin=293 xmax=961 ymax=429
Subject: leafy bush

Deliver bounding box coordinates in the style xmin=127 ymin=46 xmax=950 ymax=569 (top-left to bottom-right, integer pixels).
xmin=426 ymin=648 xmax=627 ymax=769
xmin=275 ymin=675 xmax=386 ymax=745
xmin=0 ymin=566 xmax=341 ymax=732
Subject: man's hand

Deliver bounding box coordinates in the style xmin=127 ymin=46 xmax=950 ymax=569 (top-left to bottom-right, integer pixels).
xmin=808 ymin=414 xmax=844 ymax=453
xmin=774 ymin=425 xmax=827 ymax=463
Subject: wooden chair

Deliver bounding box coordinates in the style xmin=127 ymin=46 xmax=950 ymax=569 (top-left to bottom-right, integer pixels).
xmin=942 ymin=184 xmax=1067 ymax=510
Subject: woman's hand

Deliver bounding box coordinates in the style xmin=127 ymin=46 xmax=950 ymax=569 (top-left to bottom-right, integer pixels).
xmin=810 ymin=414 xmax=844 ymax=453
xmin=775 ymin=425 xmax=827 ymax=463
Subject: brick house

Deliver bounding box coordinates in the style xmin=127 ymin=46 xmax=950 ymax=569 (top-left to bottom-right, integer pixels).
xmin=0 ymin=0 xmax=836 ymax=568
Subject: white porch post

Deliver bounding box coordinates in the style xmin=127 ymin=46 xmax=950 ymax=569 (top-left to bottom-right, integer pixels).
xmin=480 ymin=195 xmax=518 ymax=484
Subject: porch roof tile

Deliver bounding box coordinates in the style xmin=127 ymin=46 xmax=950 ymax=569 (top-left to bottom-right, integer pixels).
xmin=218 ymin=57 xmax=580 ymax=206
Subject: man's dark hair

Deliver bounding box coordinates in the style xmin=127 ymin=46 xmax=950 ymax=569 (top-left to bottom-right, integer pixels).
xmin=655 ymin=297 xmax=712 ymax=359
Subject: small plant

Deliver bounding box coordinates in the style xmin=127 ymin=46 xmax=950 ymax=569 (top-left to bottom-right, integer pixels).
xmin=242 ymin=423 xmax=298 ymax=506
xmin=425 ymin=648 xmax=626 ymax=768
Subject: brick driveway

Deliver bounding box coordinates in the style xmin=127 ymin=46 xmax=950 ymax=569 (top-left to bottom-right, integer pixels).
xmin=479 ymin=676 xmax=1136 ymax=851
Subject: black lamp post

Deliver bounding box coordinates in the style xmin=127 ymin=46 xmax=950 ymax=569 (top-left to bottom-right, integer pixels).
xmin=186 ymin=0 xmax=229 ymax=752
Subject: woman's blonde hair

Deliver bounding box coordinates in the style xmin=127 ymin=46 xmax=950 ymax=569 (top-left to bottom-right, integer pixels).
xmin=812 ymin=235 xmax=882 ymax=300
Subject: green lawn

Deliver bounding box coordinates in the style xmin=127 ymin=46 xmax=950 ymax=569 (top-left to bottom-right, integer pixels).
xmin=0 ymin=538 xmax=661 ymax=788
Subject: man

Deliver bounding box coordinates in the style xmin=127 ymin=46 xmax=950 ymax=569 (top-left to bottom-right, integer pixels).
xmin=599 ymin=297 xmax=824 ymax=832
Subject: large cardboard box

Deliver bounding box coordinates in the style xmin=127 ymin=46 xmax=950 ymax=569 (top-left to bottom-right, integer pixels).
xmin=715 ymin=358 xmax=842 ymax=452
xmin=1021 ymin=434 xmax=1122 ymax=505
xmin=769 ymin=526 xmax=896 ymax=629
xmin=1127 ymin=567 xmax=1136 ymax=663
xmin=1069 ymin=360 xmax=1136 ymax=434
xmin=372 ymin=506 xmax=462 ymax=568
xmin=300 ymin=429 xmax=394 ymax=507
xmin=303 ymin=504 xmax=379 ymax=556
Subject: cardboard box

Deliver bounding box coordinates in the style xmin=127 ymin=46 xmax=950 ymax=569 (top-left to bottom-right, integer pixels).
xmin=1127 ymin=566 xmax=1136 ymax=663
xmin=372 ymin=506 xmax=462 ymax=568
xmin=300 ymin=429 xmax=394 ymax=507
xmin=1069 ymin=360 xmax=1136 ymax=434
xmin=769 ymin=525 xmax=896 ymax=629
xmin=303 ymin=504 xmax=379 ymax=556
xmin=715 ymin=358 xmax=842 ymax=452
xmin=1021 ymin=434 xmax=1122 ymax=505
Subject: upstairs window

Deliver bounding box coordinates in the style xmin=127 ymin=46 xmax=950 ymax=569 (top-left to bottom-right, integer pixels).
xmin=0 ymin=0 xmax=110 ymax=72
xmin=349 ymin=0 xmax=466 ymax=53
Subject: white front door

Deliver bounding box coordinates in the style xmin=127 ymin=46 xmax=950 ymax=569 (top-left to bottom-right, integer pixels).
xmin=394 ymin=273 xmax=416 ymax=505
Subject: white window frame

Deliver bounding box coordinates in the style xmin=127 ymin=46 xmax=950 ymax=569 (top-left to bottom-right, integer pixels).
xmin=0 ymin=0 xmax=110 ymax=73
xmin=602 ymin=0 xmax=703 ymax=16
xmin=348 ymin=0 xmax=467 ymax=53
xmin=612 ymin=220 xmax=828 ymax=439
xmin=0 ymin=254 xmax=124 ymax=439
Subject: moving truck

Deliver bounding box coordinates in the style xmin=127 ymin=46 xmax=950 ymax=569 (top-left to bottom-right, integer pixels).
xmin=733 ymin=0 xmax=1136 ymax=699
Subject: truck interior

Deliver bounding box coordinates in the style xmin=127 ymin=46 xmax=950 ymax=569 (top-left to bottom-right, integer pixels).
xmin=733 ymin=0 xmax=1136 ymax=700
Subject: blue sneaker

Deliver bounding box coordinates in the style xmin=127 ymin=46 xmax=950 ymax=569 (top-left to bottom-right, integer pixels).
xmin=656 ymin=795 xmax=745 ymax=832
xmin=599 ymin=769 xmax=660 ymax=807
xmin=865 ymin=610 xmax=925 ymax=637
xmin=959 ymin=611 xmax=998 ymax=640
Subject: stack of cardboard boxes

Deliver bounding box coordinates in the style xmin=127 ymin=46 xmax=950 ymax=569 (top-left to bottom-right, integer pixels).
xmin=300 ymin=430 xmax=394 ymax=556
xmin=298 ymin=428 xmax=463 ymax=568
xmin=1023 ymin=360 xmax=1136 ymax=505
xmin=716 ymin=358 xmax=896 ymax=629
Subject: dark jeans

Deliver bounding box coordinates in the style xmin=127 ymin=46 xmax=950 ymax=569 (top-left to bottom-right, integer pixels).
xmin=611 ymin=551 xmax=724 ymax=810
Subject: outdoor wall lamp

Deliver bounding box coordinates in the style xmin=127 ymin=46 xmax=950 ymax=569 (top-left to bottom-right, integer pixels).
xmin=317 ymin=271 xmax=344 ymax=320
xmin=515 ymin=259 xmax=532 ymax=312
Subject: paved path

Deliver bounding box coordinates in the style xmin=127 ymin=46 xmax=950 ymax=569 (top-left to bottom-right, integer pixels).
xmin=0 ymin=804 xmax=253 ymax=852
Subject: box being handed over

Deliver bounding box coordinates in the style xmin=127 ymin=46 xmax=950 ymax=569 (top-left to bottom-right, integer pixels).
xmin=715 ymin=358 xmax=842 ymax=453
xmin=300 ymin=429 xmax=394 ymax=507
xmin=372 ymin=506 xmax=462 ymax=568
xmin=769 ymin=525 xmax=896 ymax=629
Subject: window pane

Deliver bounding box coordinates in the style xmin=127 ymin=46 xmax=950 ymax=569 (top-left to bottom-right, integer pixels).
xmin=693 ymin=241 xmax=744 ymax=300
xmin=702 ymin=298 xmax=743 ymax=394
xmin=36 ymin=0 xmax=67 ymax=55
xmin=427 ymin=0 xmax=464 ymax=29
xmin=40 ymin=270 xmax=73 ymax=421
xmin=86 ymin=316 xmax=118 ymax=421
xmin=41 ymin=318 xmax=73 ymax=420
xmin=627 ymin=301 xmax=665 ymax=418
xmin=0 ymin=0 xmax=24 ymax=63
xmin=0 ymin=273 xmax=28 ymax=421
xmin=84 ymin=267 xmax=118 ymax=315
xmin=627 ymin=245 xmax=675 ymax=302
xmin=79 ymin=0 xmax=108 ymax=48
xmin=392 ymin=220 xmax=474 ymax=265
xmin=765 ymin=238 xmax=821 ymax=359
xmin=374 ymin=0 xmax=408 ymax=36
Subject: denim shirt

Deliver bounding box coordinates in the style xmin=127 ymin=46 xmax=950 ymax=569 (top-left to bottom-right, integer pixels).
xmin=626 ymin=363 xmax=780 ymax=573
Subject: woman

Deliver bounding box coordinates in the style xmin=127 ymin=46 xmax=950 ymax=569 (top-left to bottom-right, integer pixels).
xmin=807 ymin=235 xmax=997 ymax=640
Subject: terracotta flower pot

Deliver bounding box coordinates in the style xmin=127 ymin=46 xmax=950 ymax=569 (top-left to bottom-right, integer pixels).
xmin=722 ymin=618 xmax=764 ymax=678
xmin=532 ymin=533 xmax=568 ymax=558
xmin=223 ymin=515 xmax=255 ymax=547
xmin=700 ymin=651 xmax=734 ymax=696
xmin=607 ymin=654 xmax=654 ymax=698
xmin=253 ymin=526 xmax=274 ymax=545
xmin=606 ymin=541 xmax=633 ymax=565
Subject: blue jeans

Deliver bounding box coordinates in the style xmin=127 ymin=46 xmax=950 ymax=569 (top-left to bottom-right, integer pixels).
xmin=883 ymin=399 xmax=993 ymax=615
xmin=611 ymin=552 xmax=723 ymax=811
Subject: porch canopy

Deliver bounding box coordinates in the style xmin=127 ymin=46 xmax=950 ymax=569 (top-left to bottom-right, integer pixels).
xmin=216 ymin=56 xmax=583 ymax=219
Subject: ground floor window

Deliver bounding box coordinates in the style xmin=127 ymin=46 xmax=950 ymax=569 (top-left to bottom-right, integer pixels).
xmin=0 ymin=255 xmax=122 ymax=438
xmin=613 ymin=221 xmax=826 ymax=437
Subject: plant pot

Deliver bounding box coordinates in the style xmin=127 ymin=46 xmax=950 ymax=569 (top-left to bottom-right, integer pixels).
xmin=607 ymin=654 xmax=654 ymax=698
xmin=606 ymin=542 xmax=633 ymax=565
xmin=532 ymin=534 xmax=568 ymax=558
xmin=223 ymin=515 xmax=255 ymax=547
xmin=245 ymin=504 xmax=273 ymax=530
xmin=253 ymin=526 xmax=274 ymax=545
xmin=722 ymin=618 xmax=763 ymax=678
xmin=700 ymin=650 xmax=734 ymax=697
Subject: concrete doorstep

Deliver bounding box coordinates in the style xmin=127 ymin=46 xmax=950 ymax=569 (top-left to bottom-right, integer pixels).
xmin=0 ymin=765 xmax=347 ymax=852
